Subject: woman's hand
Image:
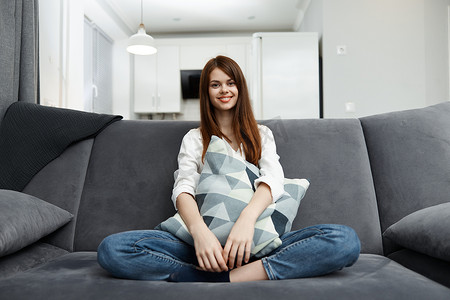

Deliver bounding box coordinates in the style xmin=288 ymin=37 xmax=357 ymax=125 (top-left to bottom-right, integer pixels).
xmin=223 ymin=215 xmax=255 ymax=269
xmin=176 ymin=193 xmax=228 ymax=273
xmin=223 ymin=182 xmax=273 ymax=269
xmin=190 ymin=223 xmax=229 ymax=273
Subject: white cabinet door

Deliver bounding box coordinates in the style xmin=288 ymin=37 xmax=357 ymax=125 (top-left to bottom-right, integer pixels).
xmin=134 ymin=54 xmax=157 ymax=113
xmin=134 ymin=46 xmax=181 ymax=113
xmin=157 ymin=46 xmax=180 ymax=113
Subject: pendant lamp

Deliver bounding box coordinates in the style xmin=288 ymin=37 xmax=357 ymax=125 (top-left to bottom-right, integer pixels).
xmin=127 ymin=0 xmax=157 ymax=55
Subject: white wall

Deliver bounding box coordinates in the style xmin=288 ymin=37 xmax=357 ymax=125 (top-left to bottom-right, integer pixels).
xmin=302 ymin=0 xmax=450 ymax=118
xmin=424 ymin=0 xmax=450 ymax=106
xmin=112 ymin=39 xmax=132 ymax=119
xmin=324 ymin=0 xmax=426 ymax=118
xmin=299 ymin=0 xmax=323 ymax=52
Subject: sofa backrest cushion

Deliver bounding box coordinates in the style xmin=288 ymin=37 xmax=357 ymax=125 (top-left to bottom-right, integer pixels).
xmin=22 ymin=139 xmax=94 ymax=252
xmin=360 ymin=102 xmax=450 ymax=254
xmin=73 ymin=120 xmax=197 ymax=251
xmin=263 ymin=119 xmax=382 ymax=254
xmin=72 ymin=118 xmax=382 ymax=254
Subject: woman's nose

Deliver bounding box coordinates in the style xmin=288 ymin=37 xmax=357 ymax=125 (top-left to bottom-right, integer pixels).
xmin=220 ymin=84 xmax=228 ymax=93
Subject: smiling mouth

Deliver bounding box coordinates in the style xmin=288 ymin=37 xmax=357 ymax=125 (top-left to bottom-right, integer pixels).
xmin=218 ymin=96 xmax=232 ymax=103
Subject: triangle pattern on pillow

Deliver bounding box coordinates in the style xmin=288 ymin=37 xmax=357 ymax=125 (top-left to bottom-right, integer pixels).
xmin=225 ymin=175 xmax=241 ymax=189
xmin=225 ymin=175 xmax=252 ymax=190
xmin=202 ymin=202 xmax=231 ymax=222
xmin=209 ymin=216 xmax=232 ymax=231
xmin=207 ymin=153 xmax=227 ymax=174
xmin=253 ymin=227 xmax=278 ymax=246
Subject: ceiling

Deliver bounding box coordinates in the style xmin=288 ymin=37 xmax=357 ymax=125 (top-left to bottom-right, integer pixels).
xmin=85 ymin=0 xmax=311 ymax=40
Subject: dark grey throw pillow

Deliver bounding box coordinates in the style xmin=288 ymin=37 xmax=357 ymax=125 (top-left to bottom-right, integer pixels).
xmin=383 ymin=202 xmax=450 ymax=262
xmin=0 ymin=190 xmax=73 ymax=257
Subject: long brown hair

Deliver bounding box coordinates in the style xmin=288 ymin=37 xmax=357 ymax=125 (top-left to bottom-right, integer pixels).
xmin=199 ymin=55 xmax=261 ymax=166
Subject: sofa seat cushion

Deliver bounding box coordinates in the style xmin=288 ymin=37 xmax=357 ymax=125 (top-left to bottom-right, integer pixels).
xmin=0 ymin=253 xmax=449 ymax=300
xmin=0 ymin=242 xmax=68 ymax=279
xmin=388 ymin=248 xmax=450 ymax=288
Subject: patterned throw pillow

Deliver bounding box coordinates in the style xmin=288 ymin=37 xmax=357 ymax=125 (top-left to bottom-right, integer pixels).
xmin=157 ymin=136 xmax=309 ymax=258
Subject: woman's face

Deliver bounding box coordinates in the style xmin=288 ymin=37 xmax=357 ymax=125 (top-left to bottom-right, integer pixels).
xmin=208 ymin=68 xmax=238 ymax=113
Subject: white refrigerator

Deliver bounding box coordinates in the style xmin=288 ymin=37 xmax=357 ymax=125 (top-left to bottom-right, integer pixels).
xmin=251 ymin=32 xmax=320 ymax=120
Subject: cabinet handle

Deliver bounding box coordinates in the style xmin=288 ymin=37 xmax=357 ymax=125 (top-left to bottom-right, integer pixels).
xmin=92 ymin=84 xmax=98 ymax=98
xmin=91 ymin=85 xmax=98 ymax=112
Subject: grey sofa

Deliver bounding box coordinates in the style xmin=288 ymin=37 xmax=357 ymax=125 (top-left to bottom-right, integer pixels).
xmin=1 ymin=102 xmax=450 ymax=299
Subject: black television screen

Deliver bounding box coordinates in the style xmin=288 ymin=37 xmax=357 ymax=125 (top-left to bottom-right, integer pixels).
xmin=180 ymin=69 xmax=202 ymax=99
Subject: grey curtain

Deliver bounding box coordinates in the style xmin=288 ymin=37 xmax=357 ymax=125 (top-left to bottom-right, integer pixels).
xmin=0 ymin=0 xmax=40 ymax=123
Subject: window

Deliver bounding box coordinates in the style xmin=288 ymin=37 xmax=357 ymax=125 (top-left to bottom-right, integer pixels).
xmin=84 ymin=18 xmax=113 ymax=114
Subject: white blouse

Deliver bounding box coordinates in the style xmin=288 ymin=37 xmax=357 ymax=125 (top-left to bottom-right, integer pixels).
xmin=171 ymin=124 xmax=285 ymax=209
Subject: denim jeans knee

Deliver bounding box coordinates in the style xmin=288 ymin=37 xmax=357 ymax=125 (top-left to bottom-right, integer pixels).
xmin=336 ymin=224 xmax=361 ymax=268
xmin=261 ymin=224 xmax=361 ymax=280
xmin=97 ymin=233 xmax=123 ymax=278
xmin=97 ymin=230 xmax=198 ymax=280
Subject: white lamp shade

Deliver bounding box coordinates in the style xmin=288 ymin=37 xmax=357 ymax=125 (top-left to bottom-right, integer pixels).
xmin=127 ymin=26 xmax=157 ymax=55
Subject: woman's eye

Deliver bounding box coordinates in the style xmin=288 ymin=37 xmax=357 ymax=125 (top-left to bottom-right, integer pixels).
xmin=228 ymin=81 xmax=235 ymax=86
xmin=210 ymin=83 xmax=219 ymax=88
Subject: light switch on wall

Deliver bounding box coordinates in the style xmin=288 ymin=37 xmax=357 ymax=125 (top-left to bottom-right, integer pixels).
xmin=345 ymin=102 xmax=356 ymax=112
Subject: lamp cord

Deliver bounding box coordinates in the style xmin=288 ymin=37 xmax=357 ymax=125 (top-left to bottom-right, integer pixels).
xmin=140 ymin=0 xmax=143 ymax=24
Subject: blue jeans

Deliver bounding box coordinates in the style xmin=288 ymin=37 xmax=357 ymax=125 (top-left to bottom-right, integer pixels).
xmin=97 ymin=224 xmax=360 ymax=281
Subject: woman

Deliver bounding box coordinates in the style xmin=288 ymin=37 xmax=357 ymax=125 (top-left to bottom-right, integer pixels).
xmin=97 ymin=56 xmax=360 ymax=282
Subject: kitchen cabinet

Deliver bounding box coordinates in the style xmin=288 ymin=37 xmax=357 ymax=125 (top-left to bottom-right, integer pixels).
xmin=134 ymin=45 xmax=180 ymax=113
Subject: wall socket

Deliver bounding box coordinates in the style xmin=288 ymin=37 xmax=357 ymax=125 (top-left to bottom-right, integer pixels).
xmin=337 ymin=45 xmax=347 ymax=55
